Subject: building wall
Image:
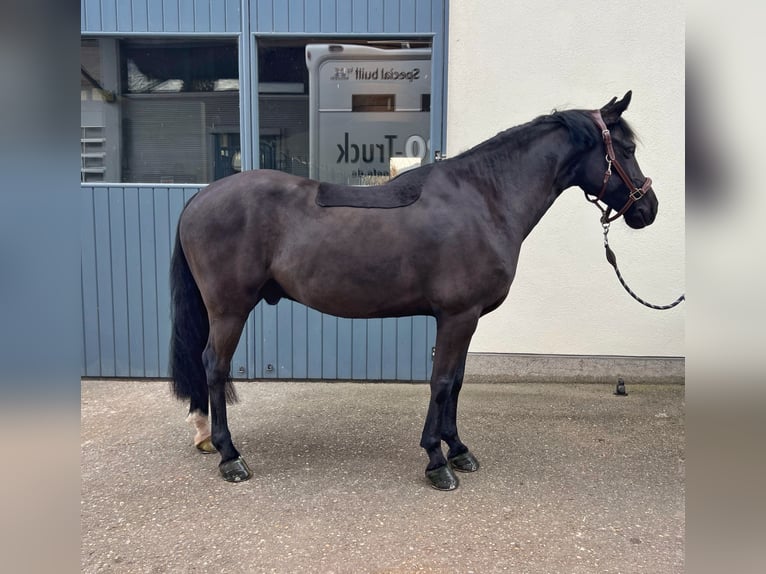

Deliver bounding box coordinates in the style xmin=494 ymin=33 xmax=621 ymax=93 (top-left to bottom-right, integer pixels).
xmin=447 ymin=0 xmax=685 ymax=360
xmin=80 ymin=0 xmax=684 ymax=381
xmin=80 ymin=0 xmax=448 ymax=380
xmin=81 ymin=184 xmax=439 ymax=380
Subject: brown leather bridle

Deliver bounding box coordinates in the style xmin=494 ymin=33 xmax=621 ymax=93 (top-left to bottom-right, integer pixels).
xmin=585 ymin=110 xmax=652 ymax=223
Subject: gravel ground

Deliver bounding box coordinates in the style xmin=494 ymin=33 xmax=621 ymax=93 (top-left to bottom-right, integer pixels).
xmin=82 ymin=380 xmax=684 ymax=573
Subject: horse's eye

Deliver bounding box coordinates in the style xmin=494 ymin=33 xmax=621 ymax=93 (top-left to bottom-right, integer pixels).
xmin=622 ymin=146 xmax=635 ymax=158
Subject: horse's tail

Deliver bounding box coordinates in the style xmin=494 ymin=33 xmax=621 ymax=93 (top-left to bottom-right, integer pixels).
xmin=169 ymin=215 xmax=238 ymax=405
xmin=169 ymin=223 xmax=210 ymax=407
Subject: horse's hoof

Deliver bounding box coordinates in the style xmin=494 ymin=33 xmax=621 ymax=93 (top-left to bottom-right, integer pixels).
xmin=425 ymin=464 xmax=459 ymax=491
xmin=449 ymin=451 xmax=480 ymax=473
xmin=195 ymin=437 xmax=216 ymax=453
xmin=219 ymin=456 xmax=252 ymax=482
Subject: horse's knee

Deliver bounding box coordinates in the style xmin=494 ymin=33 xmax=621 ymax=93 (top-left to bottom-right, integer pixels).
xmin=430 ymin=377 xmax=453 ymax=403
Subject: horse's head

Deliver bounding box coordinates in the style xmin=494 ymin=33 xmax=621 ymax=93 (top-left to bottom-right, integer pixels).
xmin=579 ymin=91 xmax=658 ymax=229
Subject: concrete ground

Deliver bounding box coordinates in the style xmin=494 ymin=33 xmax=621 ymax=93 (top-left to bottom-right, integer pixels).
xmin=81 ymin=380 xmax=684 ymax=573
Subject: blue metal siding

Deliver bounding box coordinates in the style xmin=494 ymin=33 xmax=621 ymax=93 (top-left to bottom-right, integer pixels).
xmin=244 ymin=0 xmax=440 ymax=34
xmin=81 ymin=186 xmax=189 ymax=377
xmin=81 ymin=0 xmax=242 ymax=33
xmin=81 ymin=0 xmax=446 ymax=380
xmin=82 ymin=185 xmax=437 ymax=380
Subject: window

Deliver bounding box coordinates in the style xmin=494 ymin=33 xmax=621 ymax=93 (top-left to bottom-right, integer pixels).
xmin=80 ymin=38 xmax=239 ymax=184
xmin=80 ymin=36 xmax=433 ymax=185
xmin=257 ymin=38 xmax=432 ymax=184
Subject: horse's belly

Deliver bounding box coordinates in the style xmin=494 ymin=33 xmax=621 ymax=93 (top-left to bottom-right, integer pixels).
xmin=275 ymin=255 xmax=431 ymax=318
xmin=266 ymin=204 xmax=511 ymax=318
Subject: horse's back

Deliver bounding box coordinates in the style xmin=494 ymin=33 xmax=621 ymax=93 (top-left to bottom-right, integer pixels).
xmin=190 ymin=169 xmax=317 ymax=209
xmin=180 ymin=170 xmax=318 ymax=238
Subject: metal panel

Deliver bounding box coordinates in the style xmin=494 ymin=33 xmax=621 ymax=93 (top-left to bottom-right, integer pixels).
xmin=82 ymin=182 xmax=437 ymax=376
xmin=81 ymin=186 xmax=185 ymax=378
xmin=99 ymin=7 xmax=119 ymax=49
xmin=163 ymin=2 xmax=180 ymax=32
xmin=147 ymin=2 xmax=163 ymax=31
xmin=131 ymin=1 xmax=149 ymax=32
xmin=335 ymin=0 xmax=353 ymax=32
xmin=179 ymin=0 xmax=197 ymax=31
xmin=255 ymin=0 xmax=274 ymax=31
xmin=107 ymin=189 xmax=130 ymax=376
xmin=227 ymin=0 xmax=242 ymax=30
xmin=288 ymin=0 xmax=305 ymax=31
xmin=194 ymin=0 xmax=211 ymax=31
xmin=123 ymin=188 xmax=145 ymax=375
xmin=416 ymin=0 xmax=433 ymax=31
xmin=116 ymin=1 xmax=132 ymax=31
xmin=399 ymin=0 xmax=416 ymax=33
xmin=351 ymin=0 xmax=367 ymax=32
xmin=81 ymin=0 xmax=242 ymax=33
xmin=81 ymin=189 xmax=101 ymax=376
xmin=365 ymin=318 xmax=382 ymax=379
xmin=93 ymin=189 xmax=116 ymax=376
xmin=83 ymin=0 xmax=102 ymax=31
xmin=367 ymin=0 xmax=384 ymax=33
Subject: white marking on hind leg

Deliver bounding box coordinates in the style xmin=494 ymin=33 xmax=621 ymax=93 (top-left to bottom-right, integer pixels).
xmin=186 ymin=410 xmax=212 ymax=448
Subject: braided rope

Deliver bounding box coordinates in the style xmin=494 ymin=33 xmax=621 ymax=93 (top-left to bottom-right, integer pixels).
xmin=603 ymin=226 xmax=685 ymax=310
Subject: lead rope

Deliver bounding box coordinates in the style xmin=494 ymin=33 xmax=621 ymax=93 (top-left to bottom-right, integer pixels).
xmin=602 ymin=223 xmax=685 ymax=310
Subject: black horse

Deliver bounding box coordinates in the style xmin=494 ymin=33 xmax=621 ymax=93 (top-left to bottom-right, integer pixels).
xmin=169 ymin=92 xmax=658 ymax=490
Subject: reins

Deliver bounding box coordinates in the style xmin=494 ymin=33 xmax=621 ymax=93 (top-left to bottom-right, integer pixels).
xmin=587 ymin=110 xmax=685 ymax=310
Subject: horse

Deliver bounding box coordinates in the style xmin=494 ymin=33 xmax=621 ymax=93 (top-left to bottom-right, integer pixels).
xmin=169 ymin=91 xmax=658 ymax=490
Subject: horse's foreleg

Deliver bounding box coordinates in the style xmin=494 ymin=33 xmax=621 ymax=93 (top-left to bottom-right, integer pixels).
xmin=440 ymin=351 xmax=480 ymax=473
xmin=203 ymin=314 xmax=252 ymax=482
xmin=421 ymin=311 xmax=479 ymax=490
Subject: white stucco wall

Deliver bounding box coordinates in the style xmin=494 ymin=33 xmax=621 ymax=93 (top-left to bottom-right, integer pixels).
xmin=446 ymin=1 xmax=685 ymax=357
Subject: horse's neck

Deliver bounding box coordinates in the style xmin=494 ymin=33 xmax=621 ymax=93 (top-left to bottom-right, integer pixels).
xmin=466 ymin=125 xmax=578 ymax=240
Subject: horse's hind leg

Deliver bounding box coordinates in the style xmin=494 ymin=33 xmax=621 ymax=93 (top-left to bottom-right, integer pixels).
xmin=421 ymin=310 xmax=480 ymax=490
xmin=204 ymin=313 xmax=252 ymax=482
xmin=187 ymin=398 xmax=215 ymax=453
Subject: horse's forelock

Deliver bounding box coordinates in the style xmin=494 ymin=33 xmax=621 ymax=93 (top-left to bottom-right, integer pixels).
xmin=549 ymin=110 xmax=599 ymax=149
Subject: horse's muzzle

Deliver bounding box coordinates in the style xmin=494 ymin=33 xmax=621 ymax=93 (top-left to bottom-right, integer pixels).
xmin=624 ymin=190 xmax=658 ymax=229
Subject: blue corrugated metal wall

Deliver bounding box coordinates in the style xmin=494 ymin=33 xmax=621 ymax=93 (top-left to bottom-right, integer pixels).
xmin=82 ymin=0 xmax=243 ymax=32
xmin=81 ymin=0 xmax=447 ymax=380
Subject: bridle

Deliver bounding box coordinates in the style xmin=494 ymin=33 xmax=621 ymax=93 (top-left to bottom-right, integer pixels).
xmin=584 ymin=110 xmax=685 ymax=310
xmin=584 ymin=110 xmax=652 ymax=224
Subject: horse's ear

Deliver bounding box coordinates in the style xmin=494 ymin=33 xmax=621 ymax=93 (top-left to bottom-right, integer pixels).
xmin=601 ymin=91 xmax=632 ymax=124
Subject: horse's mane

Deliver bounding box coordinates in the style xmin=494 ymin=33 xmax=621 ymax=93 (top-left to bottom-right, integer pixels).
xmin=443 ymin=108 xmax=636 ymax=191
xmin=451 ymin=108 xmax=636 ymax=161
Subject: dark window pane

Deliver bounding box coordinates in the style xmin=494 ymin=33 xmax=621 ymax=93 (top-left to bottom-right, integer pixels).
xmin=122 ymin=41 xmax=239 ymax=94
xmin=80 ymin=38 xmax=239 ymax=184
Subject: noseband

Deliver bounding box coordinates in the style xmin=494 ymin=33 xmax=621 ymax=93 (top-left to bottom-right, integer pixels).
xmin=585 ymin=110 xmax=652 ymax=223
